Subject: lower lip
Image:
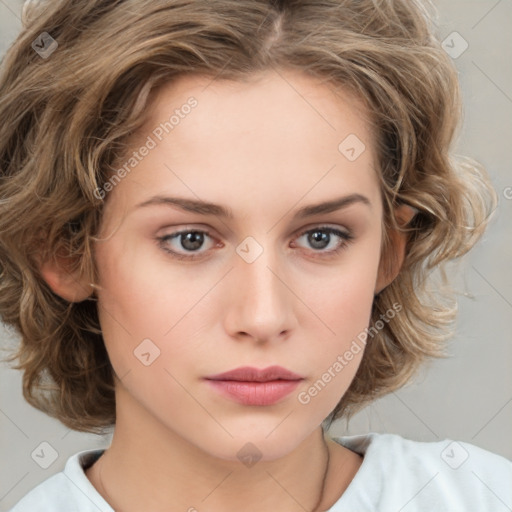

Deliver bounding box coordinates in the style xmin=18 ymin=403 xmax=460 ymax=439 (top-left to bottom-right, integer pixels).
xmin=205 ymin=379 xmax=302 ymax=405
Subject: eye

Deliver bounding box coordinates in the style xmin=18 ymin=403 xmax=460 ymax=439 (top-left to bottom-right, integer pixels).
xmin=157 ymin=229 xmax=217 ymax=260
xmin=156 ymin=225 xmax=354 ymax=261
xmin=292 ymin=226 xmax=353 ymax=258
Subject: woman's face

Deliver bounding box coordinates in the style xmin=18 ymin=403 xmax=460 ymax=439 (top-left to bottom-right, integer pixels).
xmin=93 ymin=69 xmax=384 ymax=461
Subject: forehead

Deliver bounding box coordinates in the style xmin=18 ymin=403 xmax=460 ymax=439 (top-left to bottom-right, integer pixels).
xmin=142 ymin=70 xmax=374 ymax=145
xmin=105 ymin=69 xmax=381 ymax=225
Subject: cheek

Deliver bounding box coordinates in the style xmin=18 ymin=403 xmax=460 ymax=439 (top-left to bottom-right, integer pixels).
xmin=95 ymin=236 xmax=180 ymax=332
xmin=93 ymin=238 xmax=167 ymax=368
xmin=300 ymin=235 xmax=381 ymax=338
xmin=93 ymin=236 xmax=217 ymax=378
xmin=295 ymin=287 xmax=373 ymax=419
xmin=293 ymin=238 xmax=381 ymax=404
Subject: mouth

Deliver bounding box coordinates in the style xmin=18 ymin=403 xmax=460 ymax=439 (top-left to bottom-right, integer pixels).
xmin=205 ymin=365 xmax=304 ymax=382
xmin=204 ymin=366 xmax=304 ymax=406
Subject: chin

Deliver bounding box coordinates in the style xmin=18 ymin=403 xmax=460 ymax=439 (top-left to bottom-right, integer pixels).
xmin=188 ymin=420 xmax=317 ymax=464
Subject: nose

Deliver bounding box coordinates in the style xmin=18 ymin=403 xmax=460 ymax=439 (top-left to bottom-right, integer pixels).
xmin=223 ymin=243 xmax=297 ymax=344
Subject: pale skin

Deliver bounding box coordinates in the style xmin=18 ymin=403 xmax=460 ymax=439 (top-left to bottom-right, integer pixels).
xmin=40 ymin=69 xmax=415 ymax=511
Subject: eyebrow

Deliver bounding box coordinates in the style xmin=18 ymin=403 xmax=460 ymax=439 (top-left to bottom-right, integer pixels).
xmin=135 ymin=193 xmax=371 ymax=219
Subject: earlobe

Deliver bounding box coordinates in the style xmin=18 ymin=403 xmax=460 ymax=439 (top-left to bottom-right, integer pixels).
xmin=38 ymin=249 xmax=94 ymax=303
xmin=374 ymin=204 xmax=418 ymax=295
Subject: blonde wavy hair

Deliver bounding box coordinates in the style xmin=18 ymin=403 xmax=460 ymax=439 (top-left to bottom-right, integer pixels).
xmin=0 ymin=0 xmax=497 ymax=432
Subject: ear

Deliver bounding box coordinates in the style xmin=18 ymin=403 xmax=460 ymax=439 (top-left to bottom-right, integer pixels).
xmin=38 ymin=246 xmax=94 ymax=303
xmin=374 ymin=204 xmax=417 ymax=295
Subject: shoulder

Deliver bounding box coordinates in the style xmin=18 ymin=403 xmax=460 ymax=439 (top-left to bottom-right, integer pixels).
xmin=8 ymin=449 xmax=112 ymax=512
xmin=331 ymin=432 xmax=512 ymax=512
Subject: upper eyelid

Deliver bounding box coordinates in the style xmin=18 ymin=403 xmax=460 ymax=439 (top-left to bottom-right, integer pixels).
xmin=296 ymin=224 xmax=351 ymax=236
xmin=159 ymin=225 xmax=352 ymax=250
xmin=159 ymin=223 xmax=351 ymax=239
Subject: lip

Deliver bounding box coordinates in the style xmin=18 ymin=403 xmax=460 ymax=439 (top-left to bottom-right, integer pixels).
xmin=204 ymin=366 xmax=304 ymax=406
xmin=205 ymin=365 xmax=304 ymax=382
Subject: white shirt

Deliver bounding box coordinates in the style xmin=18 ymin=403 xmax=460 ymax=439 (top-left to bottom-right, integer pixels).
xmin=9 ymin=432 xmax=512 ymax=511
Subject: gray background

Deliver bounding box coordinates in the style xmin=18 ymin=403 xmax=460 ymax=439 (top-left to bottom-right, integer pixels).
xmin=0 ymin=0 xmax=511 ymax=509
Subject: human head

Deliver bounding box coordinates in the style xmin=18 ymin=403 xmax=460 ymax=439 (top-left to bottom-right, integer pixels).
xmin=0 ymin=0 xmax=496 ymax=434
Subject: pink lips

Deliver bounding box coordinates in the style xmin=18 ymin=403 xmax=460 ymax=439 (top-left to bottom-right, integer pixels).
xmin=204 ymin=365 xmax=304 ymax=406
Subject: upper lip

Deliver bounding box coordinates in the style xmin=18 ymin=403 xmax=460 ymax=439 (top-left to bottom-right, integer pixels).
xmin=205 ymin=365 xmax=304 ymax=382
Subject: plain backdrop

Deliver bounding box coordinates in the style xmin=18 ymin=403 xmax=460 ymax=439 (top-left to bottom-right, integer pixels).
xmin=1 ymin=0 xmax=511 ymax=510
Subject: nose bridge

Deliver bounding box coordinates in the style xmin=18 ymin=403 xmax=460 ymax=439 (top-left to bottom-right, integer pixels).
xmin=239 ymin=236 xmax=287 ymax=309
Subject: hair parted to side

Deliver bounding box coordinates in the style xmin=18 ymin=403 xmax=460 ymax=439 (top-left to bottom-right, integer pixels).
xmin=0 ymin=0 xmax=497 ymax=432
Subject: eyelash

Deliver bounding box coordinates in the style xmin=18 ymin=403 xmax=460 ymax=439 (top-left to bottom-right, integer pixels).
xmin=156 ymin=226 xmax=354 ymax=261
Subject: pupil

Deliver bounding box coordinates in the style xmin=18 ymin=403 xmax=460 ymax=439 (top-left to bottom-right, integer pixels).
xmin=309 ymin=230 xmax=329 ymax=249
xmin=182 ymin=232 xmax=204 ymax=250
